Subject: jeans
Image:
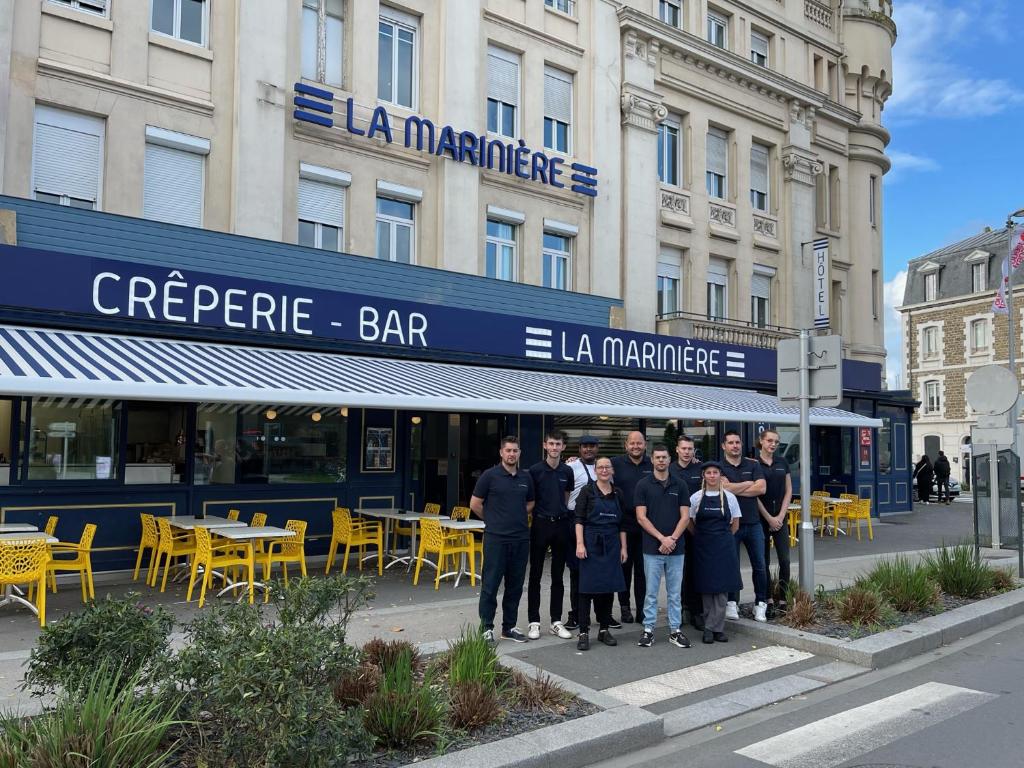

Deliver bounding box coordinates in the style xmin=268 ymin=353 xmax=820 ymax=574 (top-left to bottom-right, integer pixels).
xmin=761 ymin=517 xmax=791 ymax=599
xmin=728 ymin=523 xmax=768 ymax=605
xmin=478 ymin=536 xmax=530 ymax=632
xmin=618 ymin=528 xmax=645 ymax=612
xmin=527 ymin=516 xmax=571 ymax=623
xmin=642 ymin=554 xmax=684 ymax=630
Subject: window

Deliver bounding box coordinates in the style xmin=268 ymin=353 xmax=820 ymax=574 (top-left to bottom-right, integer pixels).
xmin=707 ymin=257 xmax=728 ymax=320
xmin=298 ymin=164 xmax=349 ymax=252
xmin=972 ymin=262 xmax=987 ymax=293
xmin=707 ymin=10 xmax=728 ymax=49
xmin=487 ymin=46 xmax=519 ymax=139
xmin=970 ymin=319 xmax=988 ymax=352
xmin=486 ymin=219 xmax=517 ymax=281
xmin=751 ymin=30 xmax=769 ymax=67
xmin=26 ymin=399 xmax=118 ymax=481
xmin=657 ymin=250 xmax=682 ymax=316
xmin=125 ymin=403 xmax=187 ymax=484
xmin=921 ymin=326 xmax=939 ymax=359
xmin=924 ymin=272 xmax=937 ymax=302
xmin=302 ymin=0 xmax=344 ymax=86
xmin=0 ymin=400 xmax=13 ymax=485
xmin=543 ymin=231 xmax=572 ymax=290
xmin=151 ymin=0 xmax=207 ymax=46
xmin=813 ymin=54 xmax=825 ymax=91
xmin=706 ymin=127 xmax=728 ymax=199
xmin=659 ymin=0 xmax=682 ymax=27
xmin=750 ymin=142 xmax=769 ymax=211
xmin=48 ymin=0 xmax=107 ymax=15
xmin=32 ymin=106 xmax=104 ymax=210
xmin=751 ymin=269 xmax=772 ymax=328
xmin=872 ymin=270 xmax=880 ymax=319
xmin=143 ymin=127 xmax=208 ymax=227
xmin=378 ymin=9 xmax=417 ymax=108
xmin=658 ymin=117 xmax=681 ymax=186
xmin=545 ymin=0 xmax=574 ymax=14
xmin=375 ymin=196 xmax=415 ymax=264
xmin=544 ymin=66 xmax=573 ymax=154
xmin=829 ymin=165 xmax=840 ymax=230
xmin=924 ymin=381 xmax=941 ymax=414
xmin=869 ymin=174 xmax=878 ymax=226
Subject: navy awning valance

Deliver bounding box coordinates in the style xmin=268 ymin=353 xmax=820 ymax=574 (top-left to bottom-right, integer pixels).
xmin=0 ymin=325 xmax=881 ymax=427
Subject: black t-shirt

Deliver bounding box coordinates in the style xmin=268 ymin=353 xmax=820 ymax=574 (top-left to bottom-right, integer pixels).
xmin=472 ymin=464 xmax=535 ymax=540
xmin=528 ymin=460 xmax=574 ymax=519
xmin=611 ymin=454 xmax=654 ymax=531
xmin=758 ymin=454 xmax=791 ymax=516
xmin=669 ymin=461 xmax=704 ymax=497
xmin=634 ymin=474 xmax=689 ymax=555
xmin=720 ymin=457 xmax=765 ymax=525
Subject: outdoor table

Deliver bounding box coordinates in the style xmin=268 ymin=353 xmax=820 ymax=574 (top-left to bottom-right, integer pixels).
xmin=354 ymin=508 xmax=446 ymax=571
xmin=438 ymin=519 xmax=484 ymax=588
xmin=822 ymin=498 xmax=853 ymax=536
xmin=167 ymin=516 xmax=248 ymax=531
xmin=206 ymin=525 xmax=295 ymax=602
xmin=0 ymin=533 xmax=58 ymax=616
xmin=0 ymin=523 xmax=38 ymax=534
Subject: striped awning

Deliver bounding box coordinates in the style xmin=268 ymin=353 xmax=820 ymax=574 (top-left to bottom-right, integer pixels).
xmin=0 ymin=325 xmax=881 ymax=427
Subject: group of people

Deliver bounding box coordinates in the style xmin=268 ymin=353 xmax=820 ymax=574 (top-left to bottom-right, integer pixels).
xmin=913 ymin=451 xmax=952 ymax=504
xmin=469 ymin=427 xmax=792 ymax=649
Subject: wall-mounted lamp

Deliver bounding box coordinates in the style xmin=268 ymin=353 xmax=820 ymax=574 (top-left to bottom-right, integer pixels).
xmin=311 ymin=412 xmax=322 ymax=422
xmin=411 ymin=415 xmax=422 ymax=425
xmin=339 ymin=406 xmax=349 ymax=417
xmin=265 ymin=409 xmax=277 ymax=420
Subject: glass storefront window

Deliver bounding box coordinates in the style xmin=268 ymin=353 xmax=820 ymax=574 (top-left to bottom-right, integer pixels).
xmin=125 ymin=403 xmax=188 ymax=484
xmin=27 ymin=399 xmax=118 ymax=481
xmin=879 ymin=417 xmax=892 ymax=474
xmin=237 ymin=407 xmax=347 ymax=484
xmin=550 ymin=416 xmax=641 ymax=456
xmin=195 ymin=407 xmax=239 ymax=485
xmin=775 ymin=426 xmax=800 ymax=473
xmin=0 ymin=400 xmax=12 ymax=485
xmin=645 ymin=419 xmax=718 ymax=463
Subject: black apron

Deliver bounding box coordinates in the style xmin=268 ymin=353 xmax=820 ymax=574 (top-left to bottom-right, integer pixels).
xmin=579 ymin=491 xmax=626 ymax=595
xmin=692 ymin=492 xmax=742 ymax=594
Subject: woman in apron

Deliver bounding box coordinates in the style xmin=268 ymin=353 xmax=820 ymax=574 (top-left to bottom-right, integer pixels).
xmin=688 ymin=461 xmax=742 ymax=644
xmin=573 ymin=456 xmax=627 ymax=651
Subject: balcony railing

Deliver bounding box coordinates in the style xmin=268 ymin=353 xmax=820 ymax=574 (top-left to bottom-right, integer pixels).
xmin=656 ymin=311 xmax=800 ymax=350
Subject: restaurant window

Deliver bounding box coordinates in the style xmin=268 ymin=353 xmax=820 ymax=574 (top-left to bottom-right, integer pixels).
xmin=237 ymin=407 xmax=347 ymax=484
xmin=151 ymin=0 xmax=207 ymax=46
xmin=647 ymin=418 xmax=718 ymax=465
xmin=194 ymin=406 xmax=238 ymax=485
xmin=143 ymin=127 xmax=208 ymax=227
xmin=125 ymin=403 xmax=187 ymax=484
xmin=775 ymin=426 xmax=800 ymax=474
xmin=542 ymin=231 xmax=572 ymax=290
xmin=543 ymin=65 xmax=573 ymax=154
xmin=26 ymin=399 xmax=118 ymax=481
xmin=375 ymin=196 xmax=415 ymax=263
xmin=378 ymin=8 xmax=417 ymax=108
xmin=486 ymin=218 xmax=517 ymax=281
xmin=487 ymin=46 xmax=519 ymax=139
xmin=298 ymin=164 xmax=349 ymax=251
xmin=0 ymin=399 xmax=12 ymax=485
xmin=550 ymin=416 xmax=641 ymax=457
xmin=302 ymin=0 xmax=344 ymax=86
xmin=32 ymin=105 xmax=104 ymax=210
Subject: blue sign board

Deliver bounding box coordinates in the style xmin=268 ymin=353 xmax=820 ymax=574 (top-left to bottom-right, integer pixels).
xmin=0 ymin=244 xmax=881 ymax=391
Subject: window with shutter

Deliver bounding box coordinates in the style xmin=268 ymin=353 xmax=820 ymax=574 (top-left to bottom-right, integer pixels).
xmin=32 ymin=106 xmax=104 ymax=209
xmin=751 ymin=269 xmax=772 ymax=327
xmin=49 ymin=0 xmax=108 ymax=15
xmin=750 ymin=143 xmax=769 ymax=211
xmin=298 ymin=164 xmax=349 ymax=252
xmin=487 ymin=47 xmax=519 ymax=138
xmin=543 ymin=66 xmax=573 ymax=154
xmin=706 ymin=127 xmax=728 ymax=199
xmin=751 ymin=30 xmax=769 ymax=66
xmin=658 ymin=117 xmax=681 ymax=186
xmin=143 ymin=144 xmax=205 ymax=227
xmin=707 ymin=257 xmax=728 ymax=320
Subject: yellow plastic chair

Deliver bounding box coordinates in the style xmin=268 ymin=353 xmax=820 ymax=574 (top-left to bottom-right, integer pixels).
xmin=450 ymin=505 xmax=470 ymax=521
xmin=151 ymin=517 xmax=197 ymax=592
xmin=260 ymin=519 xmax=308 ymax=585
xmin=833 ymin=494 xmax=860 ymax=537
xmin=413 ymin=517 xmax=476 ymax=590
xmin=448 ymin=505 xmax=483 ymax=565
xmin=48 ymin=523 xmax=97 ymax=603
xmin=226 ymin=509 xmax=241 ymax=521
xmin=133 ymin=513 xmax=159 ymax=583
xmin=250 ymin=512 xmax=267 ymax=527
xmin=809 ymin=496 xmax=829 ymax=536
xmin=44 ymin=516 xmax=58 ymax=536
xmin=186 ymin=526 xmax=255 ymax=607
xmin=1 ymin=538 xmax=50 ymax=626
xmin=422 ymin=502 xmax=441 ymax=516
xmin=846 ymin=498 xmax=874 ymax=541
xmin=325 ymin=507 xmax=383 ymax=575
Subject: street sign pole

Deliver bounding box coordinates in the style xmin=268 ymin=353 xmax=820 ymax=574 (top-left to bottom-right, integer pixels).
xmin=798 ymin=328 xmax=815 ymax=593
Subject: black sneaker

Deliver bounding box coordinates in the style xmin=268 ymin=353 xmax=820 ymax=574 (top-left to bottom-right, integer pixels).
xmin=702 ymin=629 xmax=714 ymax=644
xmin=564 ymin=615 xmax=579 ymax=631
xmin=692 ymin=613 xmax=705 ymax=631
xmin=577 ymin=632 xmax=590 ymax=651
xmin=766 ymin=603 xmax=777 ymax=620
xmin=619 ymin=608 xmax=634 ymax=625
xmin=637 ymin=630 xmax=654 ymax=648
xmin=713 ymin=631 xmax=728 ymax=643
xmin=597 ymin=629 xmax=618 ymax=646
xmin=668 ymin=631 xmax=691 ymax=648
xmin=607 ymin=616 xmax=623 ymax=629
xmin=501 ymin=627 xmax=528 ymax=643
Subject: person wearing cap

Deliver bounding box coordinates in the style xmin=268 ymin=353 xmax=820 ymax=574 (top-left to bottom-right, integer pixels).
xmin=565 ymin=435 xmax=600 ymax=630
xmin=688 ymin=461 xmax=742 ymax=643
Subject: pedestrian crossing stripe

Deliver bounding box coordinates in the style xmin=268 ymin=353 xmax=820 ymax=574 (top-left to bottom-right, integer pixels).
xmin=602 ymin=646 xmax=814 ymax=707
xmin=735 ymin=681 xmax=997 ymax=768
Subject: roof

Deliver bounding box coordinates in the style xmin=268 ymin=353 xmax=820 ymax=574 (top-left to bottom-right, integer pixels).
xmin=901 ymin=227 xmax=1011 ymax=306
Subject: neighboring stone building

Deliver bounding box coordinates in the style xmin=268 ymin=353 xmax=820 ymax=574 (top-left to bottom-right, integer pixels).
xmin=897 ymin=226 xmax=1013 ymax=486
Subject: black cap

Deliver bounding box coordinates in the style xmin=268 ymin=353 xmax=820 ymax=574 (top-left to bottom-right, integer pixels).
xmin=579 ymin=435 xmax=600 ymax=445
xmin=700 ymin=460 xmax=725 ymax=474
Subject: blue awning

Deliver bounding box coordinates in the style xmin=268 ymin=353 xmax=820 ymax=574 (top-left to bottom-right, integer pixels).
xmin=0 ymin=325 xmax=881 ymax=427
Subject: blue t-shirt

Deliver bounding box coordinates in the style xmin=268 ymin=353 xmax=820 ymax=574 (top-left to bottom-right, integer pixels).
xmin=634 ymin=474 xmax=689 ymax=555
xmin=472 ymin=464 xmax=535 ymax=540
xmin=528 ymin=460 xmax=574 ymax=519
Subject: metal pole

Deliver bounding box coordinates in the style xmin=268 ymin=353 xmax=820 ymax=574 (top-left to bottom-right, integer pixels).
xmin=798 ymin=328 xmax=815 ymax=593
xmin=989 ymin=446 xmax=1001 ymax=549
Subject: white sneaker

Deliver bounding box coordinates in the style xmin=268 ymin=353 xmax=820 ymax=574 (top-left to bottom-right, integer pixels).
xmin=550 ymin=621 xmax=572 ymax=639
xmin=528 ymin=622 xmax=542 ymax=640
xmin=754 ymin=601 xmax=768 ymax=623
xmin=725 ymin=601 xmax=739 ymax=620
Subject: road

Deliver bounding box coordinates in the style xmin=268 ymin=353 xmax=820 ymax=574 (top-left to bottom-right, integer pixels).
xmin=593 ymin=614 xmax=1024 ymax=768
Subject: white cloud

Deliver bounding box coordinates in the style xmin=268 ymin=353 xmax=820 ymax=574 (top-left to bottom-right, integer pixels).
xmin=883 ymin=270 xmax=907 ymax=388
xmin=886 ymin=150 xmax=939 ymax=183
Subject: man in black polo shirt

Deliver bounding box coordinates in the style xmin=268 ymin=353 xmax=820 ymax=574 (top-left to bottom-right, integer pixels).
xmin=471 ymin=435 xmax=536 ymax=644
xmin=611 ymin=431 xmax=653 ymax=625
xmin=635 ymin=444 xmax=691 ymax=648
xmin=670 ymin=434 xmax=706 ymax=630
xmin=526 ymin=431 xmax=576 ymax=640
xmin=756 ymin=429 xmax=793 ymax=616
xmin=719 ymin=430 xmax=768 ymax=623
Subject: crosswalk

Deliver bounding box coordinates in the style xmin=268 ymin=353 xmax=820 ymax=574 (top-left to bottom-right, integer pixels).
xmin=735 ymin=682 xmax=997 ymax=768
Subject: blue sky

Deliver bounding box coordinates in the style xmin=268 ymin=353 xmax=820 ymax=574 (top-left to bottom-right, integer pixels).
xmin=881 ymin=0 xmax=1023 ymax=386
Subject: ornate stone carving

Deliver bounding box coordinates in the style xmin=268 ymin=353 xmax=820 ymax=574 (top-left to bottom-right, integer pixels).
xmin=620 ymin=89 xmax=667 ymax=131
xmin=805 ymin=0 xmax=834 ymax=30
xmin=660 ymin=188 xmax=690 ymax=216
xmin=788 ymin=100 xmax=817 ymax=130
xmin=623 ymin=31 xmax=658 ymax=67
xmin=709 ymin=202 xmax=736 ymax=228
xmin=782 ymin=151 xmax=824 ymax=182
xmin=753 ymin=215 xmax=778 ymax=239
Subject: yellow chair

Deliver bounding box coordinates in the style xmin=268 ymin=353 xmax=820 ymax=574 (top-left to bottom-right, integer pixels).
xmin=1 ymin=538 xmax=50 ymax=627
xmin=833 ymin=494 xmax=860 ymax=537
xmin=423 ymin=502 xmax=441 ymax=516
xmin=44 ymin=516 xmax=58 ymax=536
xmin=845 ymin=498 xmax=874 ymax=541
xmin=133 ymin=513 xmax=159 ymax=583
xmin=448 ymin=505 xmax=483 ymax=565
xmin=450 ymin=505 xmax=471 ymax=521
xmin=809 ymin=496 xmax=829 ymax=536
xmin=261 ymin=519 xmax=308 ymax=586
xmin=413 ymin=517 xmax=477 ymax=589
xmin=325 ymin=507 xmax=384 ymax=575
xmin=186 ymin=526 xmax=255 ymax=607
xmin=393 ymin=502 xmax=441 ymax=552
xmin=250 ymin=512 xmax=267 ymax=527
xmin=151 ymin=517 xmax=197 ymax=592
xmin=226 ymin=509 xmax=241 ymax=521
xmin=48 ymin=524 xmax=97 ymax=603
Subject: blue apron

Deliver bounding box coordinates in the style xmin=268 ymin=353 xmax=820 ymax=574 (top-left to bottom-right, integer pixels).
xmin=579 ymin=491 xmax=626 ymax=595
xmin=693 ymin=492 xmax=742 ymax=594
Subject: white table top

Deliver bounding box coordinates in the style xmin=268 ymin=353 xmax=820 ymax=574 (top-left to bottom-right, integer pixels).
xmin=213 ymin=526 xmax=295 ymax=541
xmin=0 ymin=523 xmax=38 ymax=533
xmin=356 ymin=509 xmax=445 ymax=522
xmin=439 ymin=519 xmax=485 ymax=530
xmin=0 ymin=532 xmax=58 ymax=544
xmin=825 ymin=497 xmax=854 ymax=504
xmin=168 ymin=516 xmax=248 ymax=530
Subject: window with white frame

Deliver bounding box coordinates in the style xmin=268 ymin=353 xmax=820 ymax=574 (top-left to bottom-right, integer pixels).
xmin=751 ymin=267 xmax=773 ymax=328
xmin=302 ymin=0 xmax=344 ymax=86
xmin=297 ymin=163 xmax=349 ymax=252
xmin=707 ymin=9 xmax=728 ymax=49
xmin=544 ymin=66 xmax=573 ymax=154
xmin=924 ymin=272 xmax=937 ymax=302
xmin=32 ymin=106 xmax=104 ymax=210
xmin=49 ymin=0 xmax=107 ymax=15
xmin=707 ymin=257 xmax=728 ymax=320
xmin=657 ymin=248 xmax=683 ymax=317
xmin=143 ymin=127 xmax=209 ymax=227
xmin=659 ymin=0 xmax=682 ymax=28
xmin=921 ymin=325 xmax=939 ymax=360
xmin=542 ymin=230 xmax=573 ymax=290
xmin=706 ymin=126 xmax=728 ymax=199
xmin=375 ymin=195 xmax=415 ymax=264
xmin=487 ymin=46 xmax=519 ymax=139
xmin=750 ymin=142 xmax=769 ymax=212
xmin=545 ymin=0 xmax=575 ymax=14
xmin=378 ymin=9 xmax=417 ymax=108
xmin=924 ymin=380 xmax=941 ymax=414
xmin=971 ymin=262 xmax=987 ymax=293
xmin=151 ymin=0 xmax=207 ymax=46
xmin=751 ymin=30 xmax=769 ymax=67
xmin=658 ymin=117 xmax=681 ymax=186
xmin=969 ymin=318 xmax=988 ymax=352
xmin=486 ymin=218 xmax=517 ymax=282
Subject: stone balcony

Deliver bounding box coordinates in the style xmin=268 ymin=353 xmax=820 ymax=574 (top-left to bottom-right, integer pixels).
xmin=656 ymin=311 xmax=799 ymax=350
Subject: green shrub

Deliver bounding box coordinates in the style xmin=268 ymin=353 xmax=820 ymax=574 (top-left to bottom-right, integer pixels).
xmin=923 ymin=544 xmax=994 ymax=599
xmin=858 ymin=555 xmax=940 ymax=612
xmin=838 ymin=586 xmax=886 ymax=625
xmin=24 ymin=594 xmax=174 ymax=696
xmin=362 ymin=650 xmax=446 ymax=749
xmin=270 ymin=573 xmax=374 ymax=630
xmin=448 ymin=627 xmax=501 ymax=690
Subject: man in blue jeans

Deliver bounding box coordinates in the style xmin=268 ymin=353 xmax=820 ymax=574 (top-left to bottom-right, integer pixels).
xmin=719 ymin=430 xmax=768 ymax=622
xmin=634 ymin=444 xmax=691 ymax=648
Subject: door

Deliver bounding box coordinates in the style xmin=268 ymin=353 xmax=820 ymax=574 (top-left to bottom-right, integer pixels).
xmin=460 ymin=413 xmax=502 ymax=505
xmin=818 ymin=426 xmax=853 ymax=495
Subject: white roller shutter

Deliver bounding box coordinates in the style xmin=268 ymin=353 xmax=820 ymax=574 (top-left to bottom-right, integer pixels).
xmin=544 ymin=66 xmax=573 ymax=123
xmin=32 ymin=107 xmax=104 ymax=204
xmin=487 ymin=46 xmax=519 ymax=107
xmin=751 ymin=144 xmax=769 ymax=196
xmin=143 ymin=143 xmax=204 ymax=227
xmin=708 ymin=257 xmax=729 ymax=286
xmin=706 ymin=127 xmax=728 ymax=177
xmin=752 ymin=272 xmax=772 ymax=299
xmin=298 ymin=177 xmax=345 ymax=229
